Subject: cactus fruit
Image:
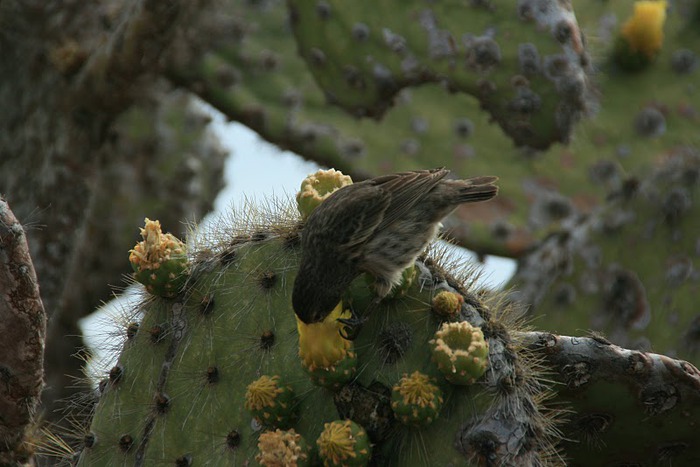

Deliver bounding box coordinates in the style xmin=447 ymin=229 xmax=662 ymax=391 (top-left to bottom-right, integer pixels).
xmin=296 ymin=168 xmax=353 ymax=219
xmin=391 ymin=371 xmax=444 ymax=427
xmin=316 ymin=420 xmax=371 ymax=467
xmin=304 ymin=350 xmax=357 ymax=390
xmin=296 ymin=301 xmax=353 ymax=370
xmin=129 ymin=218 xmax=189 ymax=297
xmin=245 ymin=375 xmax=297 ymax=428
xmin=430 ymin=321 xmax=489 ymax=385
xmin=256 ymin=428 xmax=311 ymax=467
xmin=431 ymin=290 xmax=464 ymax=319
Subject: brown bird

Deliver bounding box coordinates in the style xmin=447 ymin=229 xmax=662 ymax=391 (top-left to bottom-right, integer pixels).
xmin=292 ymin=168 xmax=498 ymax=337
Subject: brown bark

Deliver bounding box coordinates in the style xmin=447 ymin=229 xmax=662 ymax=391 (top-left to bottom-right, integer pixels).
xmin=0 ymin=198 xmax=47 ymax=464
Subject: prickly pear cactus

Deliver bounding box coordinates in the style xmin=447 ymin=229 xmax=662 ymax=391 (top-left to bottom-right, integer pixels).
xmin=70 ymin=196 xmax=563 ymax=465
xmin=527 ymin=330 xmax=700 ymax=466
xmin=512 ymin=146 xmax=700 ymax=362
xmin=167 ymin=0 xmax=594 ymax=255
xmin=61 ymin=170 xmax=700 ymax=465
xmin=288 ymin=0 xmax=591 ymax=149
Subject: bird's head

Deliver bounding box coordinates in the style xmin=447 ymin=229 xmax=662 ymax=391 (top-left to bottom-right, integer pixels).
xmin=292 ymin=266 xmax=344 ymax=324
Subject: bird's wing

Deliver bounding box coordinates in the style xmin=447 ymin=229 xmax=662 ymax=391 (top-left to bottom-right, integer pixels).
xmin=373 ymin=168 xmax=449 ymax=231
xmin=317 ymin=184 xmax=392 ymax=257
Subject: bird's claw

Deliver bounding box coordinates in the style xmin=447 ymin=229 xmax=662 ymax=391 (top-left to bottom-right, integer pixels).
xmin=337 ymin=312 xmax=367 ymax=341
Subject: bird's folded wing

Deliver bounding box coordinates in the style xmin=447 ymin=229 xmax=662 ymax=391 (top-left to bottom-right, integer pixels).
xmin=374 ymin=168 xmax=449 ymax=231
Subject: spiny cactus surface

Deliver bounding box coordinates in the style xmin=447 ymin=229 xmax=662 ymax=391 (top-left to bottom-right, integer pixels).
xmin=525 ymin=331 xmax=700 ymax=466
xmin=72 ymin=203 xmax=561 ymax=466
xmin=65 ymin=184 xmax=700 ymax=466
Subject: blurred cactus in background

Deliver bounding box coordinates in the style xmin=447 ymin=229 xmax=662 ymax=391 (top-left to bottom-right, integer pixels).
xmin=166 ymin=0 xmax=700 ymax=366
xmin=2 ymin=0 xmax=699 ymax=464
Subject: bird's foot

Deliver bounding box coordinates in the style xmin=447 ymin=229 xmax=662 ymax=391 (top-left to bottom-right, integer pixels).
xmin=337 ymin=312 xmax=367 ymax=341
xmin=337 ymin=299 xmax=380 ymax=340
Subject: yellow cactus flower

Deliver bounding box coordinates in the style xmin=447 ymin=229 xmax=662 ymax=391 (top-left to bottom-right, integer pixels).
xmin=620 ymin=1 xmax=667 ymax=59
xmin=296 ymin=302 xmax=353 ymax=370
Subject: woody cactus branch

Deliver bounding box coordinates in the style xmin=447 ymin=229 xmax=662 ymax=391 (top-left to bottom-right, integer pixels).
xmin=0 ymin=198 xmax=46 ymax=464
xmin=523 ymin=331 xmax=700 ymax=465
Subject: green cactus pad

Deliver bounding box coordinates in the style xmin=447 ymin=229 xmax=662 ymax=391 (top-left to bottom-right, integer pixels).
xmin=167 ymin=0 xmax=599 ymax=255
xmin=391 ymin=371 xmax=444 ymax=427
xmin=75 ymin=300 xmax=172 ymax=465
xmin=169 ymin=0 xmax=700 ymax=264
xmin=430 ymin=321 xmax=489 ymax=385
xmin=256 ymin=429 xmax=311 ymax=467
xmin=510 ymin=148 xmax=700 ymax=363
xmin=317 ymin=420 xmax=371 ymax=467
xmin=245 ymin=375 xmax=297 ymax=428
xmin=73 ymin=218 xmax=558 ymax=465
xmin=129 ymin=218 xmax=188 ymax=297
xmin=296 ymin=168 xmax=353 ymax=219
xmin=288 ymin=0 xmax=592 ymax=149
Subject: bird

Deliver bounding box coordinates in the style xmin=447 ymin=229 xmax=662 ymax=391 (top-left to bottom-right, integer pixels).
xmin=292 ymin=168 xmax=498 ymax=338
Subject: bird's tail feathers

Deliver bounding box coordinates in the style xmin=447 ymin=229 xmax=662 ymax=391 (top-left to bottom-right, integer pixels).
xmin=450 ymin=176 xmax=499 ymax=203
